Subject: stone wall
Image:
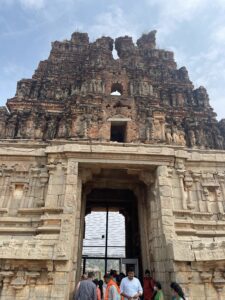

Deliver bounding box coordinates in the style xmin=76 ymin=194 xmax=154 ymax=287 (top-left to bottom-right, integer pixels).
xmin=0 ymin=145 xmax=83 ymax=299
xmin=0 ymin=142 xmax=224 ymax=299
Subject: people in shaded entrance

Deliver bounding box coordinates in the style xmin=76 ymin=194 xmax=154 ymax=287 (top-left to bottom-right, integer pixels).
xmin=170 ymin=282 xmax=186 ymax=300
xmin=152 ymin=282 xmax=164 ymax=300
xmin=110 ymin=269 xmax=119 ymax=283
xmin=74 ymin=271 xmax=97 ymax=300
xmin=93 ymin=279 xmax=102 ymax=300
xmin=98 ymin=279 xmax=104 ymax=299
xmin=75 ymin=273 xmax=88 ymax=291
xmin=117 ymin=272 xmax=126 ymax=286
xmin=109 ymin=269 xmax=126 ymax=287
xmin=120 ymin=268 xmax=143 ymax=300
xmin=143 ymin=269 xmax=155 ymax=300
xmin=104 ymin=273 xmax=121 ymax=300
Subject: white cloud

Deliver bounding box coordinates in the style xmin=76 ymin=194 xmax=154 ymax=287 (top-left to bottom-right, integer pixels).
xmin=19 ymin=0 xmax=45 ymax=10
xmin=3 ymin=63 xmax=27 ymax=76
xmin=0 ymin=0 xmax=46 ymax=9
xmin=213 ymin=26 xmax=225 ymax=44
xmin=173 ymin=44 xmax=225 ymax=119
xmin=146 ymin=0 xmax=207 ymax=21
xmin=0 ymin=0 xmax=14 ymax=4
xmin=145 ymin=0 xmax=207 ymax=39
xmin=89 ymin=6 xmax=138 ymax=39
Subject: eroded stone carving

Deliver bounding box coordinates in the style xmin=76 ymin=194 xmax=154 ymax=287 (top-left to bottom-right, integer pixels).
xmin=0 ymin=31 xmax=222 ymax=148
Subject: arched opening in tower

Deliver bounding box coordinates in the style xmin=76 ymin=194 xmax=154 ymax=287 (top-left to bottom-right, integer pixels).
xmin=111 ymin=83 xmax=123 ymax=95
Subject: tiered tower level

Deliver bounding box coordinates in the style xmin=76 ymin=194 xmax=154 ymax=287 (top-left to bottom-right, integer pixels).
xmin=2 ymin=31 xmax=225 ymax=148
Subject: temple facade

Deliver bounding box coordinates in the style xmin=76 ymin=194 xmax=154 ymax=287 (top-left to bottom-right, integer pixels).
xmin=0 ymin=31 xmax=225 ymax=299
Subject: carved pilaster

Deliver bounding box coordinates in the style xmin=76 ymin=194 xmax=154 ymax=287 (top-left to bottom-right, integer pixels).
xmin=64 ymin=160 xmax=79 ymax=209
xmin=215 ymin=187 xmax=224 ymax=213
xmin=27 ymin=272 xmax=40 ymax=300
xmin=0 ymin=271 xmax=14 ymax=293
xmin=218 ymin=172 xmax=225 ymax=205
xmin=45 ymin=163 xmax=63 ymax=207
xmin=213 ymin=272 xmax=225 ymax=300
xmin=192 ymin=172 xmax=202 ymax=211
xmin=203 ymin=187 xmax=211 ymax=213
xmin=184 ymin=172 xmax=195 ymax=210
xmin=38 ymin=169 xmax=49 ymax=207
xmin=2 ymin=168 xmax=14 ymax=208
xmin=177 ymin=169 xmax=187 ymax=210
xmin=200 ymin=271 xmax=212 ymax=300
xmin=48 ymin=272 xmax=54 ymax=285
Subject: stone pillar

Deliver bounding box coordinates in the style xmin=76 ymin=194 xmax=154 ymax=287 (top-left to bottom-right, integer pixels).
xmin=135 ymin=173 xmax=153 ymax=271
xmin=2 ymin=168 xmax=13 ymax=209
xmin=200 ymin=271 xmax=212 ymax=300
xmin=192 ymin=172 xmax=203 ymax=211
xmin=0 ymin=271 xmax=14 ymax=298
xmin=184 ymin=173 xmax=195 ymax=210
xmin=27 ymin=272 xmax=40 ymax=300
xmin=215 ymin=187 xmax=224 ymax=213
xmin=155 ymin=165 xmax=176 ymax=288
xmin=218 ymin=173 xmax=225 ymax=202
xmin=45 ymin=163 xmax=65 ymax=207
xmin=59 ymin=159 xmax=82 ymax=300
xmin=177 ymin=170 xmax=187 ymax=210
xmin=2 ymin=170 xmax=12 ymax=208
xmin=0 ymin=168 xmax=6 ymax=207
xmin=37 ymin=169 xmax=49 ymax=207
xmin=44 ymin=163 xmax=57 ymax=207
xmin=203 ymin=187 xmax=211 ymax=213
xmin=27 ymin=168 xmax=40 ymax=208
xmin=213 ymin=274 xmax=225 ymax=300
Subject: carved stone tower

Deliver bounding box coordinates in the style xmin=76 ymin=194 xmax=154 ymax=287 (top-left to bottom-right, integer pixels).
xmin=0 ymin=31 xmax=225 ymax=299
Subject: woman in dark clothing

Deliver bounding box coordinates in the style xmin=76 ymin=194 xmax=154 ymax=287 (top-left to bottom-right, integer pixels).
xmin=98 ymin=280 xmax=104 ymax=299
xmin=170 ymin=282 xmax=186 ymax=300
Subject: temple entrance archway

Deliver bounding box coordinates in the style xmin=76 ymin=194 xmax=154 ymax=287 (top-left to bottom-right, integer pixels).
xmin=82 ymin=189 xmax=141 ymax=277
xmin=77 ymin=167 xmax=155 ymax=282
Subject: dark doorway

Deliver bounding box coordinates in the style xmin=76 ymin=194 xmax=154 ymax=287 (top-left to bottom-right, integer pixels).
xmin=82 ymin=189 xmax=142 ymax=277
xmin=110 ymin=122 xmax=127 ymax=142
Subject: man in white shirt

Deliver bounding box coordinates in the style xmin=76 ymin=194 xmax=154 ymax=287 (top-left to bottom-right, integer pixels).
xmin=120 ymin=269 xmax=143 ymax=300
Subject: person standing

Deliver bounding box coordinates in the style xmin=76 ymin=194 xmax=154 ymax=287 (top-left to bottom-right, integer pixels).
xmin=104 ymin=273 xmax=121 ymax=300
xmin=143 ymin=270 xmax=155 ymax=300
xmin=93 ymin=279 xmax=102 ymax=300
xmin=74 ymin=271 xmax=97 ymax=300
xmin=170 ymin=282 xmax=186 ymax=300
xmin=153 ymin=282 xmax=164 ymax=300
xmin=120 ymin=268 xmax=143 ymax=300
xmin=99 ymin=279 xmax=104 ymax=299
xmin=75 ymin=273 xmax=88 ymax=291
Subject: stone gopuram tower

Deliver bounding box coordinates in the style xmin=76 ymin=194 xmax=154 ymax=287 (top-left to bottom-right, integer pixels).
xmin=0 ymin=30 xmax=225 ymax=299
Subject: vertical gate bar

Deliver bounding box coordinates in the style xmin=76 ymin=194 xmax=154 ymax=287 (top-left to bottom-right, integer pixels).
xmin=105 ymin=205 xmax=109 ymax=274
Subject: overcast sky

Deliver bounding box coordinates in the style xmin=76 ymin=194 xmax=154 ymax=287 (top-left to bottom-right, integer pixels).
xmin=0 ymin=0 xmax=225 ymax=119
